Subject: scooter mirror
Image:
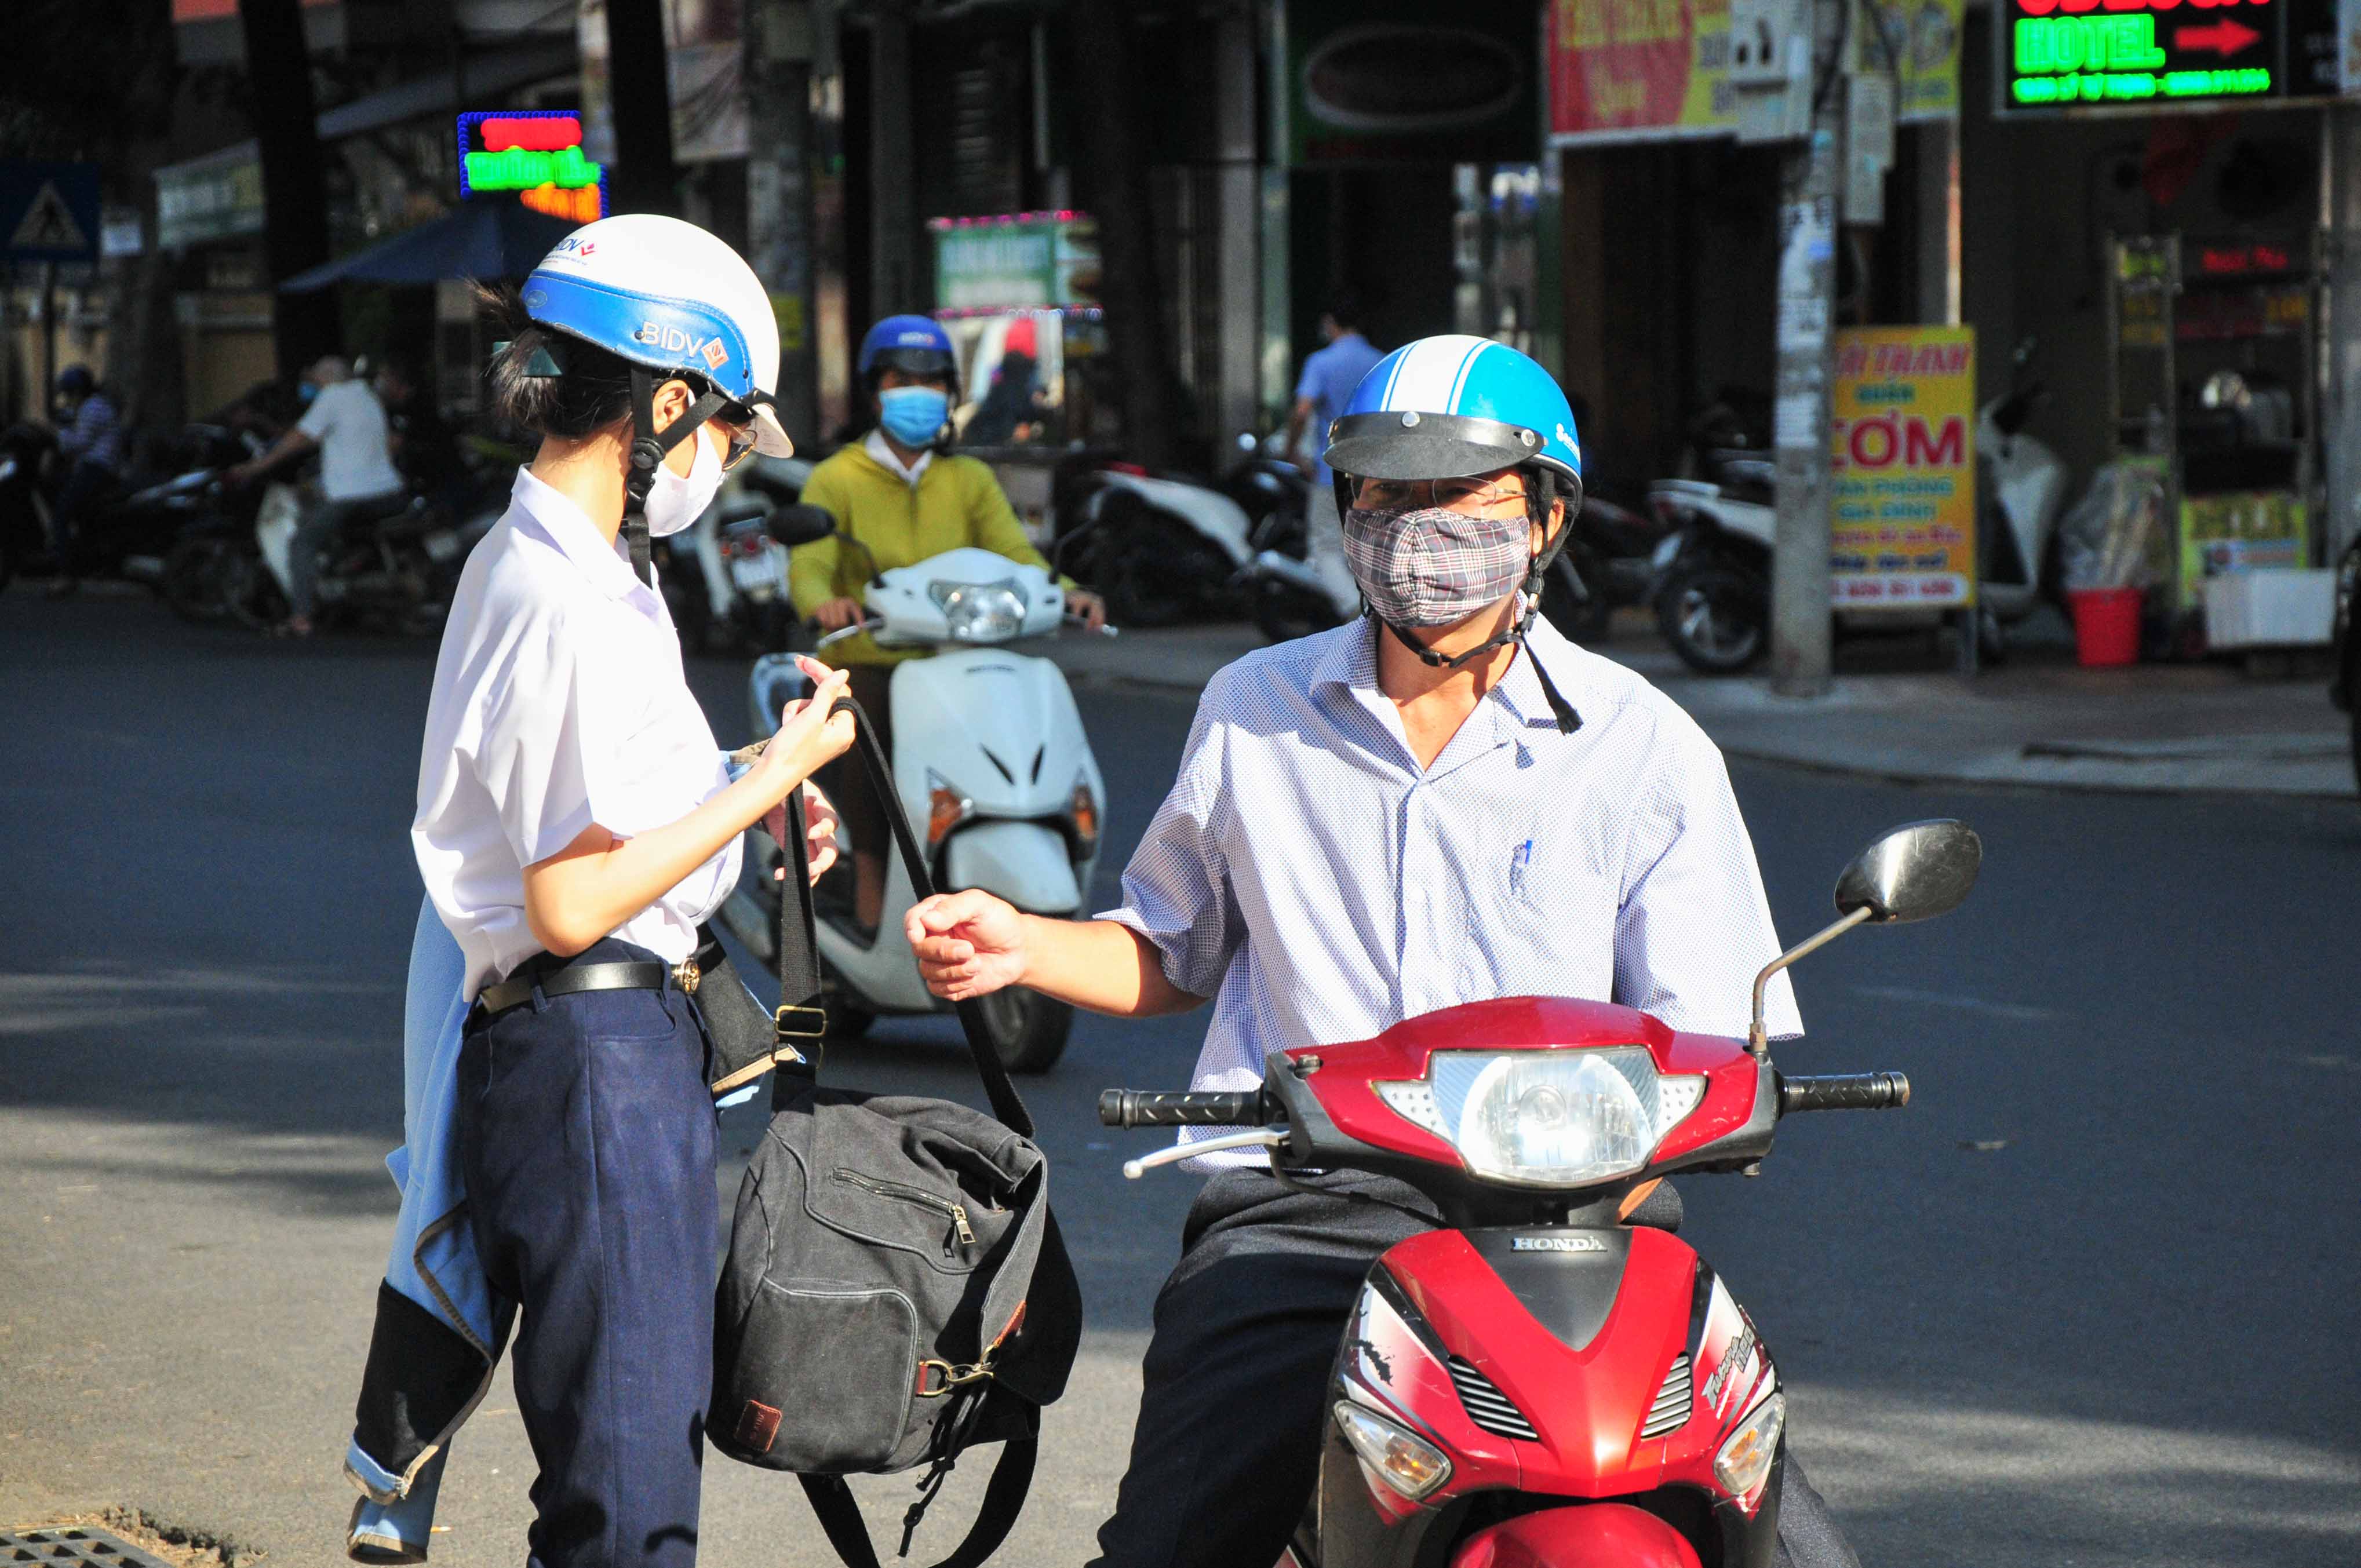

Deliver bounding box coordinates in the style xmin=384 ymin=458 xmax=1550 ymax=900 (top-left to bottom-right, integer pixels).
xmin=1834 ymin=819 xmax=1981 ymax=925
xmin=766 ymin=504 xmax=837 ymax=549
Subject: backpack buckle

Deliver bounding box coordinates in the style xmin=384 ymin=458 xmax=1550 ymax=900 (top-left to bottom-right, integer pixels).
xmin=773 ymin=1002 xmax=828 ymax=1041
xmin=914 ymin=1358 xmax=993 ymax=1398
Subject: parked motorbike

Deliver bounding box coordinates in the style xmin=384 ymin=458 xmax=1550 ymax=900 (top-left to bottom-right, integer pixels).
xmin=1052 ymin=458 xmax=1262 ymax=628
xmin=720 ymin=506 xmax=1110 ymax=1073
xmin=0 ymin=421 xmax=263 ymax=593
xmin=1647 ymin=403 xmax=1777 ymax=673
xmin=1101 ymin=818 xmax=1981 ymax=1568
xmin=667 ymin=451 xmax=814 ymax=655
xmin=2331 ymin=530 xmax=2360 ymax=796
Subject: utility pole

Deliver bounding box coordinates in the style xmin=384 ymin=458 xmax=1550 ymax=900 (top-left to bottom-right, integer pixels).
xmin=606 ymin=0 xmax=679 ymax=216
xmin=1769 ymin=0 xmax=1842 ymax=699
xmin=869 ymin=0 xmax=917 ymax=312
xmin=746 ymin=0 xmax=819 ymax=446
xmin=236 ymin=0 xmax=337 ymax=375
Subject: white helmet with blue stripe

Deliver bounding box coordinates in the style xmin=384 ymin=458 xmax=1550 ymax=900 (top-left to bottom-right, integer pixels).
xmin=1324 ymin=334 xmax=1582 ymax=502
xmin=522 ymin=214 xmax=793 ymax=459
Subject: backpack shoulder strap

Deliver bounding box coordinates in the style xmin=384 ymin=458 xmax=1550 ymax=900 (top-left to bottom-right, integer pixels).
xmin=797 ymin=1437 xmax=1037 ymax=1568
xmin=829 ymin=692 xmax=1036 ymax=1138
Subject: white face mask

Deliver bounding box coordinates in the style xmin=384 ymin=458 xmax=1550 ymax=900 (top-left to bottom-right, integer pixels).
xmin=642 ymin=422 xmax=724 ymax=538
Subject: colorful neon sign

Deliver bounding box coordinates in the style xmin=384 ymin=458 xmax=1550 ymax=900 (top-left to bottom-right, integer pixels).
xmin=456 ymin=111 xmax=607 ymax=223
xmin=1996 ymin=0 xmax=2329 ymax=113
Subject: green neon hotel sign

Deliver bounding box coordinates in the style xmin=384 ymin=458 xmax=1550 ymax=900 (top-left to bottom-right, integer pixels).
xmin=2012 ymin=15 xmax=2270 ymax=104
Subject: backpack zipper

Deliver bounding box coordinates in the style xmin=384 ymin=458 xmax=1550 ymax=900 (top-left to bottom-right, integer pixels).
xmin=833 ymin=1168 xmax=977 ymax=1247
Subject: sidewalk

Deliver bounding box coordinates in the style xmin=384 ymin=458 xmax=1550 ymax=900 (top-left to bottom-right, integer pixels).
xmin=1047 ymin=617 xmax=2355 ymax=798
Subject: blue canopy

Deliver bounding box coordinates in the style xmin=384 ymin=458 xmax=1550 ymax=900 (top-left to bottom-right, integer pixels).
xmin=279 ymin=200 xmax=579 ymax=291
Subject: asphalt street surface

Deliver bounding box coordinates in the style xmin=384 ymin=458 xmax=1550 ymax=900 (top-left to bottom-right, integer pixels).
xmin=3 ymin=589 xmax=2356 ymax=1567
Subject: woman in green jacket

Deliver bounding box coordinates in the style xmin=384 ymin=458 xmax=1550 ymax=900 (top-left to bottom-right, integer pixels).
xmin=792 ymin=313 xmax=1105 ymax=933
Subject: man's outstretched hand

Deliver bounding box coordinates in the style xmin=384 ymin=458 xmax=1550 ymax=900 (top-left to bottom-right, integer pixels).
xmin=906 ymin=889 xmax=1029 ymax=1000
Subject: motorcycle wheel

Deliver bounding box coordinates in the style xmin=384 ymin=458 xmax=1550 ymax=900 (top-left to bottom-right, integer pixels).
xmin=974 ymin=985 xmax=1071 ymax=1074
xmin=160 ymin=536 xmax=241 ymax=622
xmin=1655 ymin=560 xmax=1766 ymax=673
xmin=223 ymin=548 xmax=286 ymax=631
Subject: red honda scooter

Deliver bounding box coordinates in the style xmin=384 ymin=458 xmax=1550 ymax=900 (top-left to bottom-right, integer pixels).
xmin=1099 ymin=819 xmax=1980 ymax=1568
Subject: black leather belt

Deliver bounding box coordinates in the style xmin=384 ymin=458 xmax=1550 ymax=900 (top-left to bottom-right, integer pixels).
xmin=476 ymin=956 xmax=702 ymax=1018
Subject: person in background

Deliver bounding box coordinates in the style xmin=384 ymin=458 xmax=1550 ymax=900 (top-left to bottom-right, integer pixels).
xmin=1282 ymin=294 xmax=1384 ymax=621
xmin=43 ymin=364 xmax=126 ymax=599
xmin=374 ymin=355 xmax=467 ymax=513
xmin=227 ymin=355 xmax=407 ymax=637
xmin=791 ymin=312 xmax=1106 ymax=936
xmin=962 ymin=315 xmax=1045 ymax=447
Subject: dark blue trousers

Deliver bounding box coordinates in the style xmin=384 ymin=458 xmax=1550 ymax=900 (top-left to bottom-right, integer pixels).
xmin=458 ymin=939 xmax=718 ymax=1568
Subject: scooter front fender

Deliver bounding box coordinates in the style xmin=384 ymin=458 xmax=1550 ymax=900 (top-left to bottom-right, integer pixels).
xmin=1449 ymin=1504 xmax=1703 ymax=1568
xmin=943 ymin=820 xmax=1082 ymax=914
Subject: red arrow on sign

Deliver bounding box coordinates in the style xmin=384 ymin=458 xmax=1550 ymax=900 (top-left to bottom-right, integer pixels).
xmin=2174 ymin=18 xmax=2262 ymax=58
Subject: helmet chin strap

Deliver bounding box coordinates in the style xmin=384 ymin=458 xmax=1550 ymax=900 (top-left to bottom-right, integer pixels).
xmin=624 ymin=366 xmax=737 ymax=587
xmin=1366 ymin=468 xmax=1583 ymax=734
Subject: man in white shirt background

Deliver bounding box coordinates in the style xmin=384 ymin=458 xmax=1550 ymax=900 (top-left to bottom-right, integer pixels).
xmin=228 ymin=354 xmax=409 ymax=637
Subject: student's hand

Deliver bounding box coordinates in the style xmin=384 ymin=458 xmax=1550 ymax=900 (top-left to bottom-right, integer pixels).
xmin=759 ymin=782 xmax=841 ymax=884
xmin=812 ymin=596 xmax=865 ymax=632
xmin=1066 ymin=589 xmax=1107 ymax=633
xmin=907 ymin=889 xmax=1028 ymax=1000
xmin=755 ymin=662 xmax=855 ymax=796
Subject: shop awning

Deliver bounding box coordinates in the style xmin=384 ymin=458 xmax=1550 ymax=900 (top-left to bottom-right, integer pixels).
xmin=154 ymin=37 xmax=577 ymax=249
xmin=279 ymin=199 xmax=578 ymax=290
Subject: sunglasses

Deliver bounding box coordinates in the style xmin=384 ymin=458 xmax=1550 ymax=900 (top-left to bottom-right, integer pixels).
xmin=716 ymin=418 xmax=757 ymax=472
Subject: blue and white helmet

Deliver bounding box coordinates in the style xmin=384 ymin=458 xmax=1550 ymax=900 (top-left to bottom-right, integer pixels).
xmin=520 ymin=214 xmax=793 ymax=457
xmin=1324 ymin=334 xmax=1582 ymax=506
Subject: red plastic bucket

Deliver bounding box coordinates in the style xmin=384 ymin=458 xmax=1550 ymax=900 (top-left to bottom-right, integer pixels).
xmin=2066 ymin=587 xmax=2143 ymax=668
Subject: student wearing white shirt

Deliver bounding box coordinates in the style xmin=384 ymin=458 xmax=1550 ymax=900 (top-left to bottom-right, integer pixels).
xmin=410 ymin=216 xmax=844 ymax=1568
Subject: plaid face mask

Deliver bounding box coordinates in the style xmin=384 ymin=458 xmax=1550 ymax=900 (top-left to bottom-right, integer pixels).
xmin=1343 ymin=504 xmax=1531 ymax=627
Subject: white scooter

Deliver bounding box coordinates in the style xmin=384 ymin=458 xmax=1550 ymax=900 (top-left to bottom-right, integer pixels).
xmin=719 ymin=505 xmax=1108 ymax=1073
xmin=1973 ymin=344 xmax=2068 ymax=629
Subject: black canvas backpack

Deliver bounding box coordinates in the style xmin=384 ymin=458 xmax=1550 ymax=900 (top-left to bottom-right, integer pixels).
xmin=706 ymin=699 xmax=1083 ymax=1568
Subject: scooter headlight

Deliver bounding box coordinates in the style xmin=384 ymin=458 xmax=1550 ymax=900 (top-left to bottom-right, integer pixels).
xmin=1332 ymin=1401 xmax=1452 ymax=1502
xmin=1373 ymin=1049 xmax=1705 ymax=1188
xmin=1714 ymin=1390 xmax=1785 ymax=1506
xmin=929 ymin=579 xmax=1028 ymax=643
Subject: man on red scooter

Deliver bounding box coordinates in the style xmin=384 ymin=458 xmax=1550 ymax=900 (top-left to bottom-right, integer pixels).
xmin=907 ymin=336 xmax=1861 ymax=1568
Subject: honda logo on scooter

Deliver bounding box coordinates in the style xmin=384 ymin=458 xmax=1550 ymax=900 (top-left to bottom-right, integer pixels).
xmin=1510 ymin=1234 xmax=1606 ymax=1253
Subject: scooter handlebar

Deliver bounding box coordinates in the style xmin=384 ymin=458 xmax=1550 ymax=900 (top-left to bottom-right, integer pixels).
xmin=1777 ymin=1071 xmax=1911 ymax=1115
xmin=1098 ymin=1088 xmax=1276 ymax=1128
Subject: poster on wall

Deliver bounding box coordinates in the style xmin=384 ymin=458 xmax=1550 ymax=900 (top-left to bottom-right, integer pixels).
xmin=1547 ymin=0 xmax=1962 ymax=145
xmin=1828 ymin=325 xmax=1977 ymax=608
xmin=1283 ymin=0 xmax=1539 ymax=165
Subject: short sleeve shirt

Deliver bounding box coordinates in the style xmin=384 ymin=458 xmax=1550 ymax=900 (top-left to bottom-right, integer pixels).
xmin=1295 ymin=332 xmax=1386 ymax=485
xmin=413 ymin=468 xmax=740 ymax=996
xmin=1099 ymin=617 xmax=1803 ymax=1166
xmin=298 ymin=378 xmax=405 ymax=501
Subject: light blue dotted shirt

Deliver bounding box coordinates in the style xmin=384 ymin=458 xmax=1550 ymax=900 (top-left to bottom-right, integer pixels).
xmin=1101 ymin=617 xmax=1804 ymax=1165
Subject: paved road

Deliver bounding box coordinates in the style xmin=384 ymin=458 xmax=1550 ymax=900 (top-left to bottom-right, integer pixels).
xmin=3 ymin=590 xmax=2356 ymax=1567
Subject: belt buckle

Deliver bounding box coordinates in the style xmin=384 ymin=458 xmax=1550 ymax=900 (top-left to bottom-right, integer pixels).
xmin=673 ymin=957 xmax=702 ymax=996
xmin=773 ymin=1002 xmax=827 ymax=1041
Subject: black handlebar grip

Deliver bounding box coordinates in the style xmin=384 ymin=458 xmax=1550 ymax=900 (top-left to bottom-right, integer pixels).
xmin=1778 ymin=1071 xmax=1912 ymax=1115
xmin=1096 ymin=1089 xmax=1273 ymax=1128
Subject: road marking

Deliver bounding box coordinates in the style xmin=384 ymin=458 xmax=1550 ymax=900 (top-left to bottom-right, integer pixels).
xmin=1853 ymin=984 xmax=2063 ymax=1023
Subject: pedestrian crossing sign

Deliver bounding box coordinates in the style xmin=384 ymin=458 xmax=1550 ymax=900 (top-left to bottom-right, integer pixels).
xmin=0 ymin=161 xmax=101 ymax=263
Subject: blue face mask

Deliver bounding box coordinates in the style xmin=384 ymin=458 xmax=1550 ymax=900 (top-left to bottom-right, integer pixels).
xmin=877 ymin=385 xmax=948 ymax=448
xmin=297 ymin=381 xmax=320 ymax=406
